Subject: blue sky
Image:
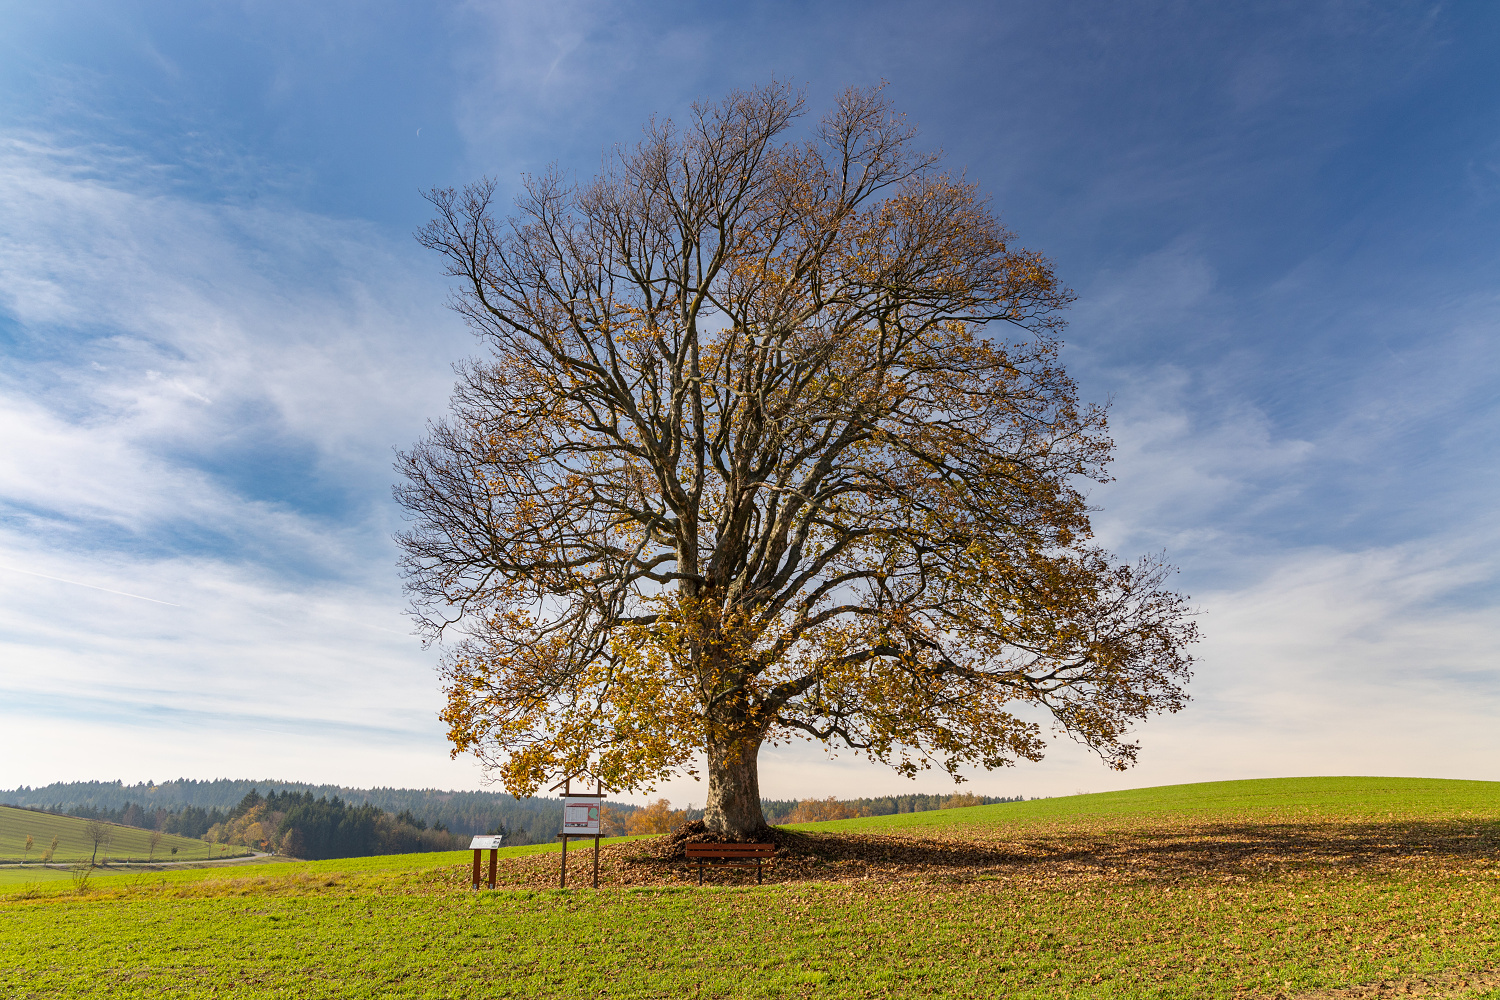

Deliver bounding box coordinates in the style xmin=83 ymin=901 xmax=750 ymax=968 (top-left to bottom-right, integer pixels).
xmin=2 ymin=1 xmax=1496 ymax=803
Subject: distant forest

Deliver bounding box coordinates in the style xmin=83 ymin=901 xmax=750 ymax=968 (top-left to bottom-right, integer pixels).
xmin=761 ymin=793 xmax=1025 ymax=824
xmin=1 ymin=780 xmax=1026 ymax=852
xmin=0 ymin=780 xmax=612 ymax=846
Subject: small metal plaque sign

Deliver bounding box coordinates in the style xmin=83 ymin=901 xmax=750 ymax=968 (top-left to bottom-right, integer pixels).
xmin=469 ymin=835 xmax=503 ymax=850
xmin=562 ymin=796 xmax=602 ymax=835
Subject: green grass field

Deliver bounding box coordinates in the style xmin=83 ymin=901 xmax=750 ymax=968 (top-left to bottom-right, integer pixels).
xmin=2 ymin=777 xmax=1498 ymax=999
xmin=0 ymin=805 xmax=241 ymax=865
xmin=792 ymin=776 xmax=1500 ymax=836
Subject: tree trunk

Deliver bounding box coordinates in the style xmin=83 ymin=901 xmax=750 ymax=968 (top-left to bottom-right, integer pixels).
xmin=702 ymin=735 xmax=768 ymax=839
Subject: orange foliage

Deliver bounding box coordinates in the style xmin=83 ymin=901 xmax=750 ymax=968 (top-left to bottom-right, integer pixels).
xmin=625 ymin=799 xmax=684 ymax=836
xmin=599 ymin=805 xmax=629 ymax=837
xmin=940 ymin=793 xmax=987 ymax=809
xmin=782 ymin=797 xmax=872 ymax=823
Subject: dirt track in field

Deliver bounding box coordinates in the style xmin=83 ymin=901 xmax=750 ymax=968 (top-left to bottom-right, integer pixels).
xmin=0 ymin=851 xmax=282 ymax=874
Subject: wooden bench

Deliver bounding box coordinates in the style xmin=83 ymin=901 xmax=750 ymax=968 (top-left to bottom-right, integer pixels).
xmin=684 ymin=842 xmax=776 ymax=884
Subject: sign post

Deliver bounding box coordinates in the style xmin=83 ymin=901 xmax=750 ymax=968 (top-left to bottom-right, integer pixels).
xmin=469 ymin=834 xmax=503 ymax=890
xmin=551 ymin=775 xmax=610 ymax=888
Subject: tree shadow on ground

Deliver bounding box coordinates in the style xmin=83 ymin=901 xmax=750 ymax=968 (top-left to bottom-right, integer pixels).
xmin=612 ymin=817 xmax=1500 ymax=885
xmin=975 ymin=818 xmax=1500 ymax=881
xmin=482 ymin=817 xmax=1500 ymax=888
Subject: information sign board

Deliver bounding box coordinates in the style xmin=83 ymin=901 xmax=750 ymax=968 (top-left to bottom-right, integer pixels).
xmin=562 ymin=796 xmax=602 ymax=835
xmin=469 ymin=835 xmax=503 ymax=850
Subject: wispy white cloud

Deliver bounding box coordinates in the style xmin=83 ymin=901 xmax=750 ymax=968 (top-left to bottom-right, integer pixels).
xmin=0 ymin=132 xmax=484 ymax=787
xmin=0 ymin=133 xmax=468 ymax=541
xmin=1118 ymin=538 xmax=1500 ymax=785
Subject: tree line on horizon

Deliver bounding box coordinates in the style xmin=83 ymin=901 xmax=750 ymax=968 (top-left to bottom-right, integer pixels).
xmin=15 ymin=799 xmax=230 ymax=839
xmin=0 ymin=773 xmax=1026 ymax=845
xmin=0 ymin=780 xmax=616 ymax=844
xmin=614 ymin=792 xmax=1024 ymax=834
xmin=762 ymin=792 xmax=1024 ymax=824
xmin=4 ymin=783 xmax=1025 ymax=851
xmin=216 ymin=790 xmax=470 ymax=859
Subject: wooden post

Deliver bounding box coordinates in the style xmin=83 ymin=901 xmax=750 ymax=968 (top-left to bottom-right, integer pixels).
xmin=551 ymin=772 xmax=612 ymax=889
xmin=592 ymin=776 xmax=602 ymax=889
xmin=468 ymin=835 xmax=503 ymax=891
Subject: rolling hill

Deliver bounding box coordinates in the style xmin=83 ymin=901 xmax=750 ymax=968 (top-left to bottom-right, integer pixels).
xmin=0 ymin=805 xmax=229 ymax=863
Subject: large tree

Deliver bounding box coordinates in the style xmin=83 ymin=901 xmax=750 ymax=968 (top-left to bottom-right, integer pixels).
xmin=397 ymin=83 xmax=1197 ymax=838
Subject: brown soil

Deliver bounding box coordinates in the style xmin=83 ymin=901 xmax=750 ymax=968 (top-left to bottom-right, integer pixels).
xmin=1281 ymin=966 xmax=1500 ymax=999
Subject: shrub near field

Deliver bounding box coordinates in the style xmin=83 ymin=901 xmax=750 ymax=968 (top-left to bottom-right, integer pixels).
xmin=2 ymin=777 xmax=1500 ymax=999
xmin=0 ymin=806 xmax=228 ymax=863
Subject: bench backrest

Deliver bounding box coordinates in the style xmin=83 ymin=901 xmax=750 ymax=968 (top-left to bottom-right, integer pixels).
xmin=684 ymin=842 xmax=776 ymax=858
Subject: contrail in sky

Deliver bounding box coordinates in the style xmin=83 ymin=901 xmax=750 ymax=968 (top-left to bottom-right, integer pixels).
xmin=0 ymin=564 xmax=184 ymax=607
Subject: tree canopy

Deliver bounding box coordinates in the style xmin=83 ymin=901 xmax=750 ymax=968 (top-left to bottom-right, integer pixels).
xmin=398 ymin=82 xmax=1197 ymax=837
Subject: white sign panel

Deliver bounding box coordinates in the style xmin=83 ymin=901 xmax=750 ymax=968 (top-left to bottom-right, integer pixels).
xmin=469 ymin=835 xmax=503 ymax=850
xmin=562 ymin=796 xmax=602 ymax=835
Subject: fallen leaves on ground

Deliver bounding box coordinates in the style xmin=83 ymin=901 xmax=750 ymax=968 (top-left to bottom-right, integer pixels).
xmin=447 ymin=815 xmax=1500 ymax=892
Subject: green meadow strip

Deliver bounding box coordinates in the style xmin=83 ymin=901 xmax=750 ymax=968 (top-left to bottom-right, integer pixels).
xmin=787 ymin=776 xmax=1500 ymax=837
xmin=3 ymin=868 xmax=1499 ymax=998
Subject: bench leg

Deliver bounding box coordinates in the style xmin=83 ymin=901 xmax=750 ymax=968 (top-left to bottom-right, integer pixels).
xmin=757 ymin=860 xmax=762 ymax=885
xmin=698 ymin=860 xmax=703 ymax=885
